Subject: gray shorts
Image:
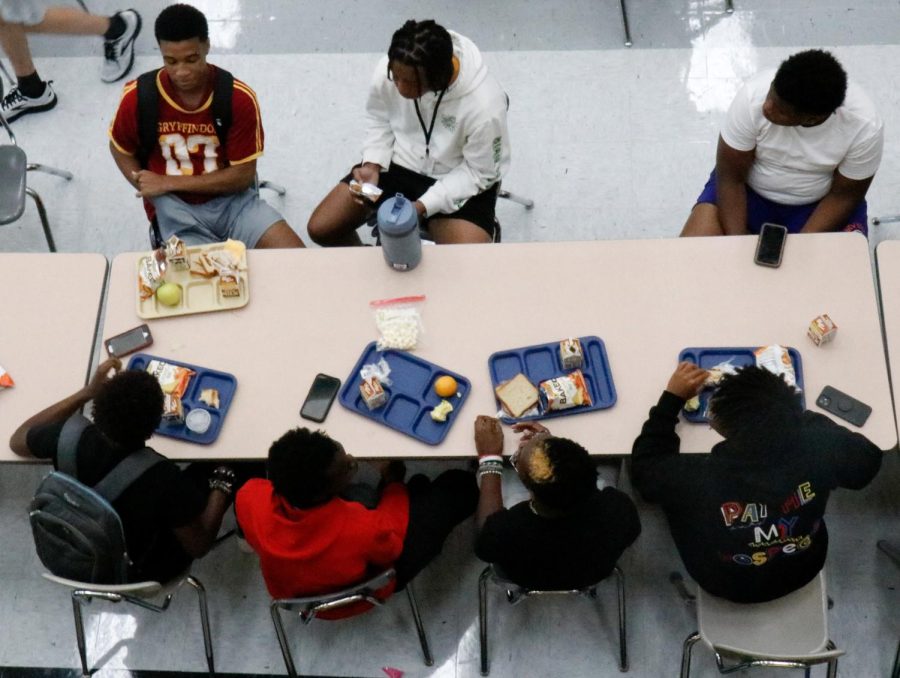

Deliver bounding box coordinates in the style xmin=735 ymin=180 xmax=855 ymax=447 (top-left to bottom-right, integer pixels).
xmin=0 ymin=0 xmax=47 ymax=25
xmin=150 ymin=188 xmax=283 ymax=248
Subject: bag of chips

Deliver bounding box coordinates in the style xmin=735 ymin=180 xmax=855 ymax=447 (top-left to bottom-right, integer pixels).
xmin=539 ymin=370 xmax=592 ymax=411
xmin=0 ymin=364 xmax=14 ymax=388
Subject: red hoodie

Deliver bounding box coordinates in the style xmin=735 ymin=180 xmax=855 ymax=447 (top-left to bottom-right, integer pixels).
xmin=236 ymin=478 xmax=410 ymax=618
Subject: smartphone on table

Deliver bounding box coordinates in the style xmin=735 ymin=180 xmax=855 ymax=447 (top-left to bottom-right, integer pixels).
xmin=815 ymin=385 xmax=872 ymax=427
xmin=104 ymin=324 xmax=153 ymax=358
xmin=300 ymin=373 xmax=342 ymax=423
xmin=754 ymin=222 xmax=788 ymax=267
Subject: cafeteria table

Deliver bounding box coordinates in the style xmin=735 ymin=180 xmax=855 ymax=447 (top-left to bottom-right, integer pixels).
xmin=100 ymin=233 xmax=896 ymax=460
xmin=0 ymin=253 xmax=108 ymax=462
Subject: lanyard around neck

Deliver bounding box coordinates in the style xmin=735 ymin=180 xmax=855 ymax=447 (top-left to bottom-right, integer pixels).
xmin=413 ymin=88 xmax=447 ymax=158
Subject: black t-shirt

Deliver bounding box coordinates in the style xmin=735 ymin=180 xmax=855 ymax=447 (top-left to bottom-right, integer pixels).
xmin=475 ymin=487 xmax=641 ymax=590
xmin=28 ymin=420 xmax=207 ymax=582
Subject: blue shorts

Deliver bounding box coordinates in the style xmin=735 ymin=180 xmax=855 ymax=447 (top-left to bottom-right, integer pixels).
xmin=150 ymin=188 xmax=284 ymax=248
xmin=696 ymin=170 xmax=868 ymax=236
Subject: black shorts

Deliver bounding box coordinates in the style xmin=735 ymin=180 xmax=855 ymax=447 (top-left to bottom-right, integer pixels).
xmin=341 ymin=162 xmax=499 ymax=239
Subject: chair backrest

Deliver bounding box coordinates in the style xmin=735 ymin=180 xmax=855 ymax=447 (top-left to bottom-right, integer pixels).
xmin=0 ymin=144 xmax=27 ymax=224
xmin=488 ymin=564 xmax=603 ymax=603
xmin=697 ymin=570 xmax=842 ymax=661
xmin=272 ymin=568 xmax=395 ymax=618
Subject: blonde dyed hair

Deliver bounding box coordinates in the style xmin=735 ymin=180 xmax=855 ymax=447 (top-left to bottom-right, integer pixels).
xmin=524 ymin=441 xmax=556 ymax=484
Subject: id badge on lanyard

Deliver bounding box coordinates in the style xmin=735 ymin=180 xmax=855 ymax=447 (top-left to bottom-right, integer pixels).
xmin=421 ymin=152 xmax=436 ymax=175
xmin=415 ymin=88 xmax=446 ymax=176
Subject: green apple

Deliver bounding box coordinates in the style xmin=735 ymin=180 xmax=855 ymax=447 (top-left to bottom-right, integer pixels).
xmin=156 ymin=282 xmax=182 ymax=306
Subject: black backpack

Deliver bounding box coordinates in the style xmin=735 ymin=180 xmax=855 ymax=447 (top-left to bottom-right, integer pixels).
xmin=135 ymin=67 xmax=235 ymax=246
xmin=29 ymin=414 xmax=164 ymax=584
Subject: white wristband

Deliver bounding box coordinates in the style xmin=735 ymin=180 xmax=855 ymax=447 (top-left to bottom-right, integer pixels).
xmin=478 ymin=455 xmax=503 ymax=466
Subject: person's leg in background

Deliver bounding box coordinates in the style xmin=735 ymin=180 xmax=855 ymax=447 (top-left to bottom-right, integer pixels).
xmin=0 ymin=4 xmax=140 ymax=121
xmin=393 ymin=469 xmax=478 ymax=589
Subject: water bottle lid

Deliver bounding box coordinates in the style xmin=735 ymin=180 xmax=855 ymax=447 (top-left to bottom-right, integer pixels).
xmin=378 ymin=193 xmax=418 ymax=236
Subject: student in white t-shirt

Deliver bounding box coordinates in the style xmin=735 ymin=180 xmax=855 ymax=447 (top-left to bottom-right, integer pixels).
xmin=681 ymin=50 xmax=883 ymax=237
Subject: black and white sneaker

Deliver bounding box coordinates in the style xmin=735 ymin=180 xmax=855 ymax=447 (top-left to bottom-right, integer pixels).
xmin=0 ymin=82 xmax=57 ymax=123
xmin=101 ymin=9 xmax=142 ymax=83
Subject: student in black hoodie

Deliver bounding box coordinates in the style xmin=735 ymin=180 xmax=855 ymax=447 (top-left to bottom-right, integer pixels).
xmin=631 ymin=362 xmax=882 ymax=603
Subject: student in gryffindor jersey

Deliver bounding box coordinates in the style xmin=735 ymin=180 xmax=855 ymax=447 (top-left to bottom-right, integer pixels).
xmin=108 ymin=3 xmax=303 ymax=249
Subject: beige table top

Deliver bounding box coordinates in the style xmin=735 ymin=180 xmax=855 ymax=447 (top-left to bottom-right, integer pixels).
xmin=102 ymin=233 xmax=896 ymax=460
xmin=0 ymin=253 xmax=108 ymax=462
xmin=875 ymin=240 xmax=900 ymax=441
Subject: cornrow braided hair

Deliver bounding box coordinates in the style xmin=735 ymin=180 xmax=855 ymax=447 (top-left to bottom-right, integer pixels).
xmin=387 ymin=20 xmax=454 ymax=93
xmin=524 ymin=437 xmax=597 ymax=511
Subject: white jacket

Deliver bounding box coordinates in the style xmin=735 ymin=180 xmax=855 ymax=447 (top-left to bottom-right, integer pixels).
xmin=361 ymin=31 xmax=511 ymax=217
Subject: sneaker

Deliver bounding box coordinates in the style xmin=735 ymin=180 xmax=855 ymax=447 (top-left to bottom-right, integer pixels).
xmin=101 ymin=9 xmax=142 ymax=83
xmin=0 ymin=82 xmax=57 ymax=123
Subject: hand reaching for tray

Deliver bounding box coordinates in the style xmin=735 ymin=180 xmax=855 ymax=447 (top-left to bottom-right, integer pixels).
xmin=666 ymin=361 xmax=708 ymax=400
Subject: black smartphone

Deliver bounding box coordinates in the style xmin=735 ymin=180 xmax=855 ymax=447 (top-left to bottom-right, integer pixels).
xmin=104 ymin=324 xmax=153 ymax=358
xmin=816 ymin=385 xmax=872 ymax=427
xmin=300 ymin=373 xmax=342 ymax=422
xmin=754 ymin=222 xmax=788 ymax=267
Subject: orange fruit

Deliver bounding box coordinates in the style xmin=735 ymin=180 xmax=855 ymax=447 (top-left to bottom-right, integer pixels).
xmin=434 ymin=375 xmax=458 ymax=398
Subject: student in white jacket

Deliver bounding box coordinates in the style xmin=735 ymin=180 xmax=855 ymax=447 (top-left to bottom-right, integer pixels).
xmin=308 ymin=20 xmax=511 ymax=245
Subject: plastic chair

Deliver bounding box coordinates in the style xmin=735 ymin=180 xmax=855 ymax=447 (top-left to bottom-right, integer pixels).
xmin=270 ymin=568 xmax=433 ymax=678
xmin=679 ymin=570 xmax=842 ymax=677
xmin=478 ymin=564 xmax=627 ymax=675
xmin=0 ymin=111 xmax=72 ymax=251
xmin=41 ymin=569 xmax=214 ymax=675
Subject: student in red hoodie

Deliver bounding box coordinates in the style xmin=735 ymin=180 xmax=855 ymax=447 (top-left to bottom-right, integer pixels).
xmin=236 ymin=427 xmax=477 ymax=616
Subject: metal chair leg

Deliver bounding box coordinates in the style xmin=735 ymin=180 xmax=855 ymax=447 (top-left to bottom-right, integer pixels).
xmin=680 ymin=631 xmax=700 ymax=678
xmin=619 ymin=0 xmax=633 ymax=47
xmin=405 ymin=583 xmax=434 ymax=666
xmin=25 ymin=187 xmax=56 ymax=251
xmin=891 ymin=636 xmax=900 ymax=678
xmin=27 ymin=163 xmax=74 ymax=180
xmin=725 ymin=0 xmax=734 ymax=13
xmin=825 ymin=639 xmax=838 ymax=678
xmin=613 ymin=566 xmax=628 ymax=672
xmin=270 ymin=602 xmax=298 ymax=678
xmin=478 ymin=567 xmax=490 ymax=676
xmin=497 ymin=189 xmax=534 ymax=210
xmin=258 ymin=179 xmax=286 ymax=196
xmin=71 ymin=592 xmax=92 ymax=676
xmin=186 ymin=576 xmax=215 ymax=675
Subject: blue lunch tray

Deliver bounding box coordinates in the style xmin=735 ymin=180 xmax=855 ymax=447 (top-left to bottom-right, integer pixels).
xmin=127 ymin=353 xmax=237 ymax=444
xmin=488 ymin=336 xmax=617 ymax=423
xmin=678 ymin=346 xmax=805 ymax=423
xmin=339 ymin=342 xmax=471 ymax=445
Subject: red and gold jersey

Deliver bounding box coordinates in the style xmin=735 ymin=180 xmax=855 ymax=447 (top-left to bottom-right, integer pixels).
xmin=109 ymin=65 xmax=264 ymax=208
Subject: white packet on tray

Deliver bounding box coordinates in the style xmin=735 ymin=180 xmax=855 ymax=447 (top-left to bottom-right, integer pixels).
xmin=754 ymin=344 xmax=798 ymax=389
xmin=370 ymin=295 xmax=425 ymax=351
xmin=360 ymin=357 xmax=392 ymax=386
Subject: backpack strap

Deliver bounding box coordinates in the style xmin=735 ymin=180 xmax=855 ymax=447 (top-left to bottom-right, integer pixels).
xmin=211 ymin=67 xmax=234 ymax=164
xmin=94 ymin=448 xmax=165 ymax=503
xmin=135 ymin=69 xmax=161 ymax=169
xmin=57 ymin=413 xmax=92 ymax=477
